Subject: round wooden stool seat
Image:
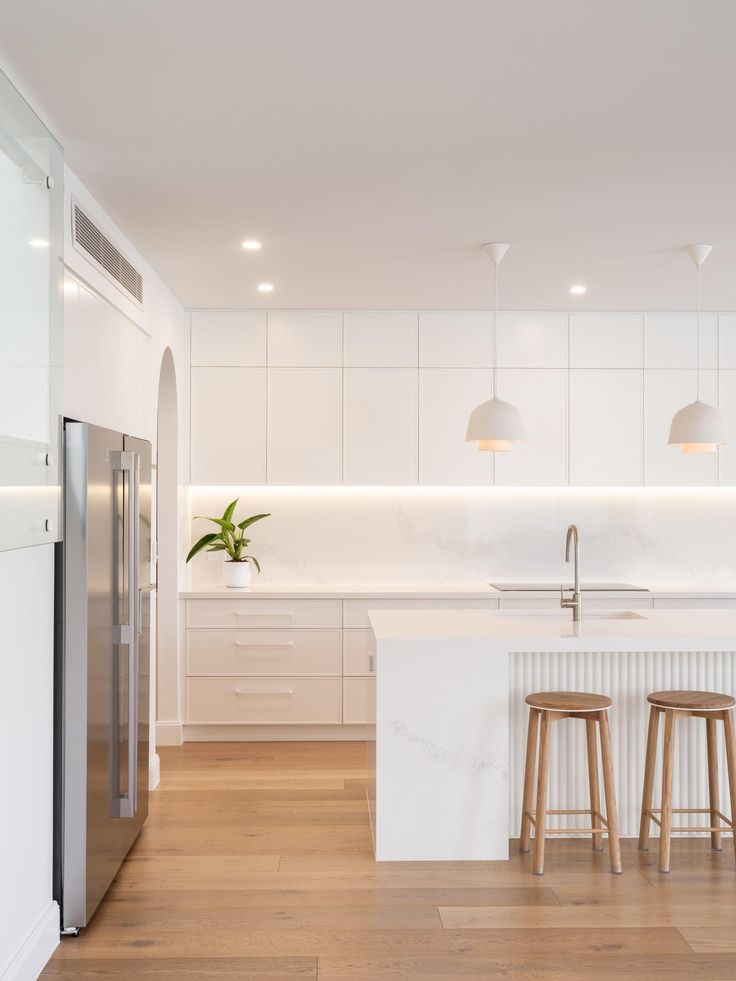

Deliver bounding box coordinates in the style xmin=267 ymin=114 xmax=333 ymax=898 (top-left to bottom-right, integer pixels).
xmin=647 ymin=690 xmax=736 ymax=711
xmin=525 ymin=691 xmax=612 ymax=713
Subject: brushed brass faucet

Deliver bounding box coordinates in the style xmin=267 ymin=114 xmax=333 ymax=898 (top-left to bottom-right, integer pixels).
xmin=560 ymin=524 xmax=581 ymax=622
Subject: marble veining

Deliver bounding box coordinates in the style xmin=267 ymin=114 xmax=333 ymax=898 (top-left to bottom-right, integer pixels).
xmin=387 ymin=718 xmax=508 ymax=776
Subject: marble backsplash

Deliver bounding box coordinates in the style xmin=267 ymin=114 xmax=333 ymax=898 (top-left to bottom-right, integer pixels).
xmin=185 ymin=487 xmax=736 ymax=587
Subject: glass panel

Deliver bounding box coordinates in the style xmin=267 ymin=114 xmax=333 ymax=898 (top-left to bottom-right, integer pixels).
xmin=0 ymin=68 xmax=63 ymax=550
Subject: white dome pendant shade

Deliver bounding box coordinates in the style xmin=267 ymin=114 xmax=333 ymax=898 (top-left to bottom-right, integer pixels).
xmin=466 ymin=243 xmax=526 ymax=452
xmin=668 ymin=244 xmax=729 ymax=454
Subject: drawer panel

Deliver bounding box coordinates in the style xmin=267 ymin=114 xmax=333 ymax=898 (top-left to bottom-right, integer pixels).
xmin=343 ymin=597 xmax=497 ymax=629
xmin=187 ymin=598 xmax=342 ymax=629
xmin=187 ymin=677 xmax=342 ymax=724
xmin=187 ymin=629 xmax=342 ymax=676
xmin=344 ymin=677 xmax=376 ymax=724
xmin=343 ymin=629 xmax=375 ymax=676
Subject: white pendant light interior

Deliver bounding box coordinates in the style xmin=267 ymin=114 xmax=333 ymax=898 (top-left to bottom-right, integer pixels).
xmin=465 ymin=243 xmax=526 ymax=453
xmin=667 ymin=244 xmax=729 ymax=454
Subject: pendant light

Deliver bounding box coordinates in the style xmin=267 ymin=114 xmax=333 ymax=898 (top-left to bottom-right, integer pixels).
xmin=466 ymin=243 xmax=526 ymax=452
xmin=668 ymin=244 xmax=729 ymax=453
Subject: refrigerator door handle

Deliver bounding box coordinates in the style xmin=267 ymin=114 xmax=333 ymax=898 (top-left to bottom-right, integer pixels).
xmin=110 ymin=450 xmax=140 ymax=819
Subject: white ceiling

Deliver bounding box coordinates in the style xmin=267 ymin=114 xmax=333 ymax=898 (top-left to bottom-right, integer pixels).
xmin=2 ymin=0 xmax=736 ymax=311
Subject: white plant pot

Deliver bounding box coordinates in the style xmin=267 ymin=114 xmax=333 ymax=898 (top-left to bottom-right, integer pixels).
xmin=223 ymin=560 xmax=252 ymax=589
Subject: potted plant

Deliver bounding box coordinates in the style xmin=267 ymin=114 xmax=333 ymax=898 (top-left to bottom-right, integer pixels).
xmin=186 ymin=499 xmax=270 ymax=588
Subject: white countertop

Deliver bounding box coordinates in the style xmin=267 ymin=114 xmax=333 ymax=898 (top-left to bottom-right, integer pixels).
xmin=180 ymin=581 xmax=736 ymax=600
xmin=369 ymin=608 xmax=736 ymax=649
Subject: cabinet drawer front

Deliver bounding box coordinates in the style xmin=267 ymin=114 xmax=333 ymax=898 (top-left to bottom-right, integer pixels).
xmin=343 ymin=630 xmax=375 ymax=676
xmin=187 ymin=630 xmax=342 ymax=676
xmin=187 ymin=598 xmax=342 ymax=629
xmin=344 ymin=677 xmax=376 ymax=724
xmin=187 ymin=678 xmax=342 ymax=724
xmin=343 ymin=597 xmax=497 ymax=629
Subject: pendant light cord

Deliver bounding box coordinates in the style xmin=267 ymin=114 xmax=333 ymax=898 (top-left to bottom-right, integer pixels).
xmin=492 ymin=260 xmax=498 ymax=399
xmin=696 ymin=261 xmax=701 ymax=401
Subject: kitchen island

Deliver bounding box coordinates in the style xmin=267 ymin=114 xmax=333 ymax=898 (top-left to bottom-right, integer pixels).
xmin=368 ymin=609 xmax=736 ymax=861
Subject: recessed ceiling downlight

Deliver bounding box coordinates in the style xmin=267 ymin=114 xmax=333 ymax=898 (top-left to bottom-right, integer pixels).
xmin=241 ymin=240 xmax=262 ymax=251
xmin=569 ymin=284 xmax=587 ymax=295
xmin=257 ymin=282 xmax=274 ymax=293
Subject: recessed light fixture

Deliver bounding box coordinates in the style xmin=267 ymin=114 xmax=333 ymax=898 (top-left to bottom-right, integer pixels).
xmin=569 ymin=284 xmax=587 ymax=295
xmin=29 ymin=238 xmax=49 ymax=248
xmin=257 ymin=282 xmax=274 ymax=293
xmin=241 ymin=240 xmax=262 ymax=251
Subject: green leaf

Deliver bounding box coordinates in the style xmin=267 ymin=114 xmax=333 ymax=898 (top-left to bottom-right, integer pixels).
xmin=222 ymin=499 xmax=239 ymax=524
xmin=237 ymin=513 xmax=270 ymax=531
xmin=244 ymin=555 xmax=261 ymax=573
xmin=206 ymin=542 xmax=228 ymax=551
xmin=205 ymin=517 xmax=236 ymax=533
xmin=186 ymin=533 xmax=219 ymax=563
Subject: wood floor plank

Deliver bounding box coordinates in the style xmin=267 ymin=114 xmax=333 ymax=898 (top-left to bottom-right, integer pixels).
xmin=41 ymin=740 xmax=736 ymax=980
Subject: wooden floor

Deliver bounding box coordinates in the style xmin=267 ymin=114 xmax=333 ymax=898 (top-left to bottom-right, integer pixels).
xmin=42 ymin=741 xmax=736 ymax=980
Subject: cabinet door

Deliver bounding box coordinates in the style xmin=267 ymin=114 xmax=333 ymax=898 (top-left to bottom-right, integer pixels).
xmin=644 ymin=314 xmax=717 ymax=369
xmin=190 ymin=367 xmax=266 ymax=484
xmin=419 ymin=312 xmax=491 ymax=368
xmin=569 ymin=370 xmax=642 ymax=485
xmin=191 ymin=311 xmax=266 ymax=366
xmin=494 ymin=369 xmax=567 ymax=486
xmin=267 ymin=311 xmax=342 ymax=366
xmin=644 ymin=369 xmax=717 ymax=486
xmin=719 ymin=369 xmax=736 ymax=485
xmin=343 ymin=368 xmax=418 ymax=484
xmin=570 ymin=313 xmax=642 ymax=368
xmin=495 ymin=313 xmax=567 ymax=368
xmin=267 ymin=368 xmax=342 ymax=484
xmin=344 ymin=312 xmax=418 ymax=367
xmin=419 ymin=369 xmax=492 ymax=485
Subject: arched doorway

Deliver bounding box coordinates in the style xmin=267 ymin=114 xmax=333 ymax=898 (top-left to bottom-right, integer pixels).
xmin=153 ymin=347 xmax=182 ymax=761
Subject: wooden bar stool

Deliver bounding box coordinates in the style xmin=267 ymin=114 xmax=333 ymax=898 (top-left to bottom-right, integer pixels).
xmin=520 ymin=691 xmax=622 ymax=875
xmin=639 ymin=690 xmax=736 ymax=873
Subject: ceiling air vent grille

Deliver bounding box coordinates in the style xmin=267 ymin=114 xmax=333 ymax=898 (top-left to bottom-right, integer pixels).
xmin=72 ymin=201 xmax=144 ymax=306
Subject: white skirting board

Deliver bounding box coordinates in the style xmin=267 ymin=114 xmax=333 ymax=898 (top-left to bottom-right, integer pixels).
xmin=155 ymin=720 xmax=183 ymax=746
xmin=0 ymin=901 xmax=59 ymax=981
xmin=182 ymin=723 xmax=376 ymax=742
xmin=509 ymin=650 xmax=736 ymax=838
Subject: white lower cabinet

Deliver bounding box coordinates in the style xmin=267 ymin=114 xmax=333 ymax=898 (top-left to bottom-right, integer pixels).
xmin=187 ymin=629 xmax=342 ymax=677
xmin=344 ymin=677 xmax=376 ymax=724
xmin=187 ymin=677 xmax=342 ymax=724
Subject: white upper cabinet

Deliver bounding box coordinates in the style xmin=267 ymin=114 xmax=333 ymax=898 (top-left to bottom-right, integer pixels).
xmin=343 ymin=368 xmax=418 ymax=484
xmin=267 ymin=311 xmax=342 ymax=366
xmin=495 ymin=313 xmax=567 ymax=368
xmin=644 ymin=314 xmax=717 ymax=369
xmin=570 ymin=313 xmax=643 ymax=368
xmin=418 ymin=312 xmax=491 ymax=367
xmin=267 ymin=368 xmax=342 ymax=484
xmin=569 ymin=369 xmax=642 ymax=485
xmin=343 ymin=311 xmax=418 ymax=367
xmin=719 ymin=316 xmax=736 ymax=369
xmin=718 ymin=369 xmax=736 ymax=485
xmin=190 ymin=367 xmax=266 ymax=484
xmin=191 ymin=311 xmax=266 ymax=366
xmin=494 ymin=370 xmax=567 ymax=486
xmin=419 ymin=369 xmax=492 ymax=485
xmin=644 ymin=370 xmax=717 ymax=486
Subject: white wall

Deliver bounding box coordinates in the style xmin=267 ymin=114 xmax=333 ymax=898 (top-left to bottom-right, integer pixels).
xmin=0 ymin=545 xmax=58 ymax=981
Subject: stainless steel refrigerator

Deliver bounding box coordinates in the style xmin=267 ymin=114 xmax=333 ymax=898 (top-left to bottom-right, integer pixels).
xmin=54 ymin=421 xmax=152 ymax=933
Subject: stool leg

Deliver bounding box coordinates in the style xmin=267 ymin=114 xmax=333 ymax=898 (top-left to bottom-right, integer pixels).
xmin=520 ymin=707 xmax=540 ymax=853
xmin=533 ymin=710 xmax=551 ymax=875
xmin=585 ymin=717 xmax=603 ymax=852
xmin=658 ymin=708 xmax=676 ymax=874
xmin=722 ymin=709 xmax=736 ymax=867
xmin=706 ymin=717 xmax=722 ymax=852
xmin=598 ymin=710 xmax=622 ymax=874
xmin=639 ymin=705 xmax=660 ymax=851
